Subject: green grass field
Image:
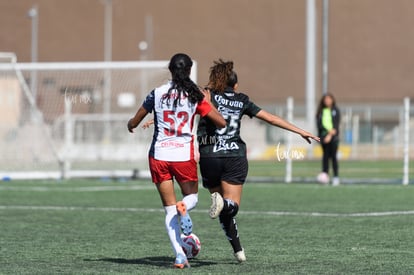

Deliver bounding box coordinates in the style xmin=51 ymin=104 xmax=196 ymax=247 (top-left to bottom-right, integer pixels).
xmin=0 ymin=160 xmax=413 ymax=274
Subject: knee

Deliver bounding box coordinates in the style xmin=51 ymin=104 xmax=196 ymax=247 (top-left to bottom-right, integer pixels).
xmin=220 ymin=198 xmax=239 ymax=218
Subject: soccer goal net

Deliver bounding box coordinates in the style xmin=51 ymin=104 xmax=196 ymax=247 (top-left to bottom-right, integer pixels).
xmin=0 ymin=53 xmax=195 ymax=180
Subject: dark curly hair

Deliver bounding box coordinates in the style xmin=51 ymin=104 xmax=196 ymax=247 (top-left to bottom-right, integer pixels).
xmin=207 ymin=59 xmax=238 ymax=93
xmin=162 ymin=53 xmax=204 ymax=108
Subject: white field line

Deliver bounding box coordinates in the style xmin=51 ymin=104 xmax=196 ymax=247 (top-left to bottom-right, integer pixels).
xmin=0 ymin=183 xmax=408 ymax=192
xmin=1 ymin=185 xmax=413 ymax=217
xmin=242 ymin=210 xmax=414 ymax=217
xmin=0 ymin=185 xmax=155 ymax=192
xmin=0 ymin=205 xmax=414 ymax=218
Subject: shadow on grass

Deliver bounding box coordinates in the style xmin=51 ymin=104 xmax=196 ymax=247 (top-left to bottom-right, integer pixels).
xmin=84 ymin=256 xmax=218 ymax=268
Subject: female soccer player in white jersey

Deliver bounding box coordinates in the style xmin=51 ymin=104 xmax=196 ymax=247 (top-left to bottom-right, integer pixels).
xmin=127 ymin=53 xmax=225 ymax=269
xmin=197 ymin=59 xmax=320 ymax=263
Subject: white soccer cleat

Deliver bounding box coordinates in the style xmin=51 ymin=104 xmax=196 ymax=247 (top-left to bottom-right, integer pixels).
xmin=234 ymin=248 xmax=246 ymax=263
xmin=209 ymin=192 xmax=224 ymax=219
xmin=332 ymin=177 xmax=340 ymax=186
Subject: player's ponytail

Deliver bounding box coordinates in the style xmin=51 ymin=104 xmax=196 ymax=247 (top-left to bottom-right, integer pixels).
xmin=163 ymin=53 xmax=203 ymax=108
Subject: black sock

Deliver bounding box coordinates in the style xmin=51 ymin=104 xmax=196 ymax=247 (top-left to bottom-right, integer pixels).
xmin=219 ymin=199 xmax=242 ymax=253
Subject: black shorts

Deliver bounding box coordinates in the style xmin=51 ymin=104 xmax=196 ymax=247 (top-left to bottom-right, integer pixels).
xmin=199 ymin=156 xmax=248 ymax=189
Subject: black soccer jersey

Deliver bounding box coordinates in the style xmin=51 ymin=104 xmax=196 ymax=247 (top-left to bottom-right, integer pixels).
xmin=197 ymin=88 xmax=261 ymax=158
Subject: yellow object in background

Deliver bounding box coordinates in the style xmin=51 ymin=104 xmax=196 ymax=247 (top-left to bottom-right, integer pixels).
xmin=258 ymin=145 xmax=351 ymax=160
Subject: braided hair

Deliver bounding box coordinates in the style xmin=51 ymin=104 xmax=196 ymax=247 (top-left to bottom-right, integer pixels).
xmin=162 ymin=53 xmax=204 ymax=108
xmin=207 ymin=59 xmax=238 ymax=93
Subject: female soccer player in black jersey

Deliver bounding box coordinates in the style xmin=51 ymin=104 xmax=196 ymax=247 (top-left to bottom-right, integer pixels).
xmin=197 ymin=59 xmax=320 ymax=263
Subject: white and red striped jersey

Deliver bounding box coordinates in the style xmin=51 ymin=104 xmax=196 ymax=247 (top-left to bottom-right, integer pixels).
xmin=142 ymin=82 xmax=211 ymax=161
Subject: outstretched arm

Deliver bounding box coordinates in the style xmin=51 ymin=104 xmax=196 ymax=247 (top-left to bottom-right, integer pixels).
xmin=127 ymin=106 xmax=149 ymax=133
xmin=255 ymin=109 xmax=320 ymax=144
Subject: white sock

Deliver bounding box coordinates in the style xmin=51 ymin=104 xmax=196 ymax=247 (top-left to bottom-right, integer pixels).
xmin=164 ymin=205 xmax=185 ymax=256
xmin=182 ymin=193 xmax=198 ymax=211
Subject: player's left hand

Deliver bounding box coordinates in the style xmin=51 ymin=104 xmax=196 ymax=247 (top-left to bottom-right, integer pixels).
xmin=142 ymin=119 xmax=154 ymax=129
xmin=127 ymin=119 xmax=135 ymax=133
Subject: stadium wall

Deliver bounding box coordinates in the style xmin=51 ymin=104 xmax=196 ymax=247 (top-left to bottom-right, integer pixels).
xmin=0 ymin=0 xmax=413 ymax=105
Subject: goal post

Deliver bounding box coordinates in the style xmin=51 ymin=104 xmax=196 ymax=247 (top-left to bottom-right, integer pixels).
xmin=402 ymin=97 xmax=410 ymax=185
xmin=0 ymin=53 xmax=197 ymax=180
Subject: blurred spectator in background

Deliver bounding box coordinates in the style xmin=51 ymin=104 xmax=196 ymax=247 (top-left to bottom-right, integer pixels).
xmin=316 ymin=93 xmax=341 ymax=186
